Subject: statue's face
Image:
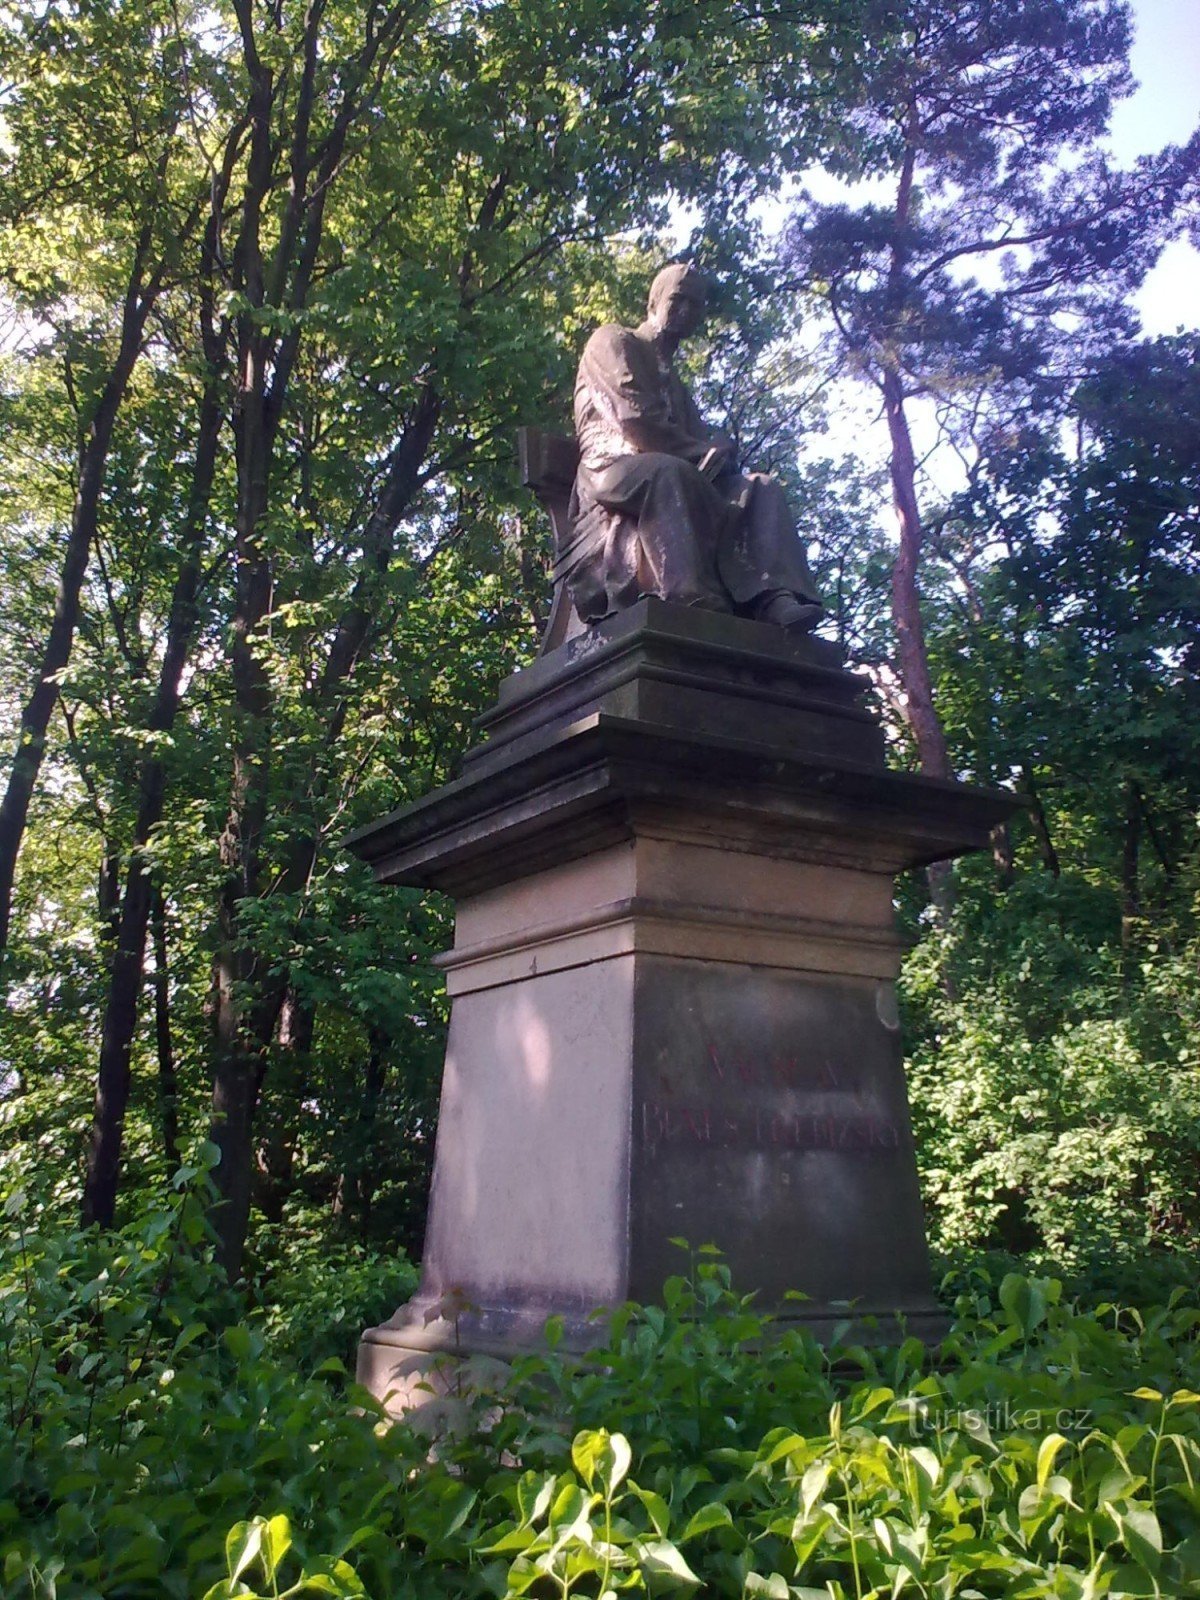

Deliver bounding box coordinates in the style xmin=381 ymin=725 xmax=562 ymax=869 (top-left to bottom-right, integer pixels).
xmin=649 ymin=276 xmax=706 ymax=339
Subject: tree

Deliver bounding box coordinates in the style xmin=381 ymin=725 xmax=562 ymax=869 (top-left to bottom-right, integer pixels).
xmin=0 ymin=0 xmax=876 ymax=1270
xmin=0 ymin=0 xmax=215 ymax=958
xmin=930 ymin=333 xmax=1200 ymax=916
xmin=785 ymin=0 xmax=1198 ymax=782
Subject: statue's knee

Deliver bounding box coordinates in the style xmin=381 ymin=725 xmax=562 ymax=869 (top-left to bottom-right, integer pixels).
xmin=655 ymin=454 xmax=701 ymax=487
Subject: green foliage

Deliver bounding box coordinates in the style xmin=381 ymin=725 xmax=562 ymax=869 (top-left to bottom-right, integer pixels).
xmin=903 ymin=863 xmax=1200 ymax=1269
xmin=4 ymin=1215 xmax=1200 ymax=1598
xmin=0 ymin=0 xmax=886 ymax=1272
xmin=252 ymin=1223 xmax=418 ymax=1371
xmin=898 ymin=332 xmax=1200 ymax=1274
xmin=0 ymin=1175 xmax=433 ymax=1599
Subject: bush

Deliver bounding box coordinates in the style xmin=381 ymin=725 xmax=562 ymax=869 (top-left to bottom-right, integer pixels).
xmin=4 ymin=1198 xmax=1200 ymax=1599
xmin=902 ymin=871 xmax=1200 ymax=1269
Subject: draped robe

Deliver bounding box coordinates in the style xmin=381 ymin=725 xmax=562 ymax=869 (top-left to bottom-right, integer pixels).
xmin=560 ymin=320 xmax=820 ymax=624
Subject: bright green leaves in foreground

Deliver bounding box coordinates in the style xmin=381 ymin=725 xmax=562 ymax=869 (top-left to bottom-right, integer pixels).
xmin=3 ymin=1202 xmax=1200 ymax=1598
xmin=202 ymin=1515 xmax=365 ymax=1599
xmin=488 ymin=1427 xmax=705 ymax=1596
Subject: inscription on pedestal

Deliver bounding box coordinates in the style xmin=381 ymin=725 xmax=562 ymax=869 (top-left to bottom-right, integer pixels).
xmin=640 ymin=1100 xmax=901 ymax=1154
xmin=628 ymin=959 xmax=929 ymax=1307
xmin=641 ymin=1042 xmax=901 ymax=1155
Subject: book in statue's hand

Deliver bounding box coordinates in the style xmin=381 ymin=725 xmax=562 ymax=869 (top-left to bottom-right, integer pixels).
xmin=698 ymin=445 xmax=726 ymax=480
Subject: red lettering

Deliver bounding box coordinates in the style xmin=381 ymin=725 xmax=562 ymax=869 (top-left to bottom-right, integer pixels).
xmin=681 ymin=1107 xmax=712 ymax=1143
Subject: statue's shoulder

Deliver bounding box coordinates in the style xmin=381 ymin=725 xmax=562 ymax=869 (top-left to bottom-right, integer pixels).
xmin=582 ymin=321 xmax=641 ymax=357
xmin=580 ymin=321 xmax=654 ymax=383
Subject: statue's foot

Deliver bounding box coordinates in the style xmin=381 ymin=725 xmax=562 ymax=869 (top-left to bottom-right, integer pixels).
xmin=756 ymin=592 xmax=823 ymax=635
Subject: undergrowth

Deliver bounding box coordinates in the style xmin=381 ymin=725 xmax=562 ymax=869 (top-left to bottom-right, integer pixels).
xmin=3 ymin=1178 xmax=1198 ymax=1599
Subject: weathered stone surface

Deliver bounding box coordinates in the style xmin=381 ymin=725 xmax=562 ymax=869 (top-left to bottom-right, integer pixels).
xmin=566 ymin=263 xmax=821 ymax=629
xmin=347 ymin=601 xmax=1019 ymax=1405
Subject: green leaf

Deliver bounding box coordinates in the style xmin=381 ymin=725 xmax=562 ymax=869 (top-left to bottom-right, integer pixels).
xmin=298 ymin=1560 xmax=366 ymax=1596
xmin=679 ymin=1502 xmax=732 ymax=1543
xmin=571 ymin=1429 xmax=632 ymax=1496
xmin=1112 ymin=1504 xmax=1163 ymax=1574
xmin=1036 ymin=1432 xmax=1069 ymax=1489
xmin=634 ymin=1538 xmax=701 ymax=1586
xmin=630 ymin=1484 xmax=671 ymax=1537
xmin=743 ymin=1575 xmax=789 ymax=1598
xmin=800 ymin=1460 xmax=832 ymax=1516
xmin=223 ymin=1325 xmax=253 ymax=1363
xmin=999 ymin=1274 xmax=1048 ymax=1337
xmin=226 ymin=1521 xmax=263 ymax=1583
xmin=516 ymin=1472 xmax=555 ymax=1526
xmin=261 ymin=1514 xmax=291 ymax=1580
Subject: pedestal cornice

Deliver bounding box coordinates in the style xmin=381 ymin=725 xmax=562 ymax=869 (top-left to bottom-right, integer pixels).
xmin=344 ymin=710 xmax=1018 ymax=895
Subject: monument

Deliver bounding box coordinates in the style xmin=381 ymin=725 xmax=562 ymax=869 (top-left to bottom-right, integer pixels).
xmin=346 ymin=267 xmax=1018 ymax=1410
xmin=564 ymin=262 xmax=822 ymax=634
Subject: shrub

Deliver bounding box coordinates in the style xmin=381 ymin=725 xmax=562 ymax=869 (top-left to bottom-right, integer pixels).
xmin=4 ymin=1206 xmax=1199 ymax=1599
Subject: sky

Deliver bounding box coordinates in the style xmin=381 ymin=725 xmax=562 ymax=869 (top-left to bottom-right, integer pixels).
xmin=1111 ymin=0 xmax=1200 ymax=333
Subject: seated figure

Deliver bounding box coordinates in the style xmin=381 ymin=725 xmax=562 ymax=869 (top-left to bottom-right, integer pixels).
xmin=561 ymin=262 xmax=823 ymax=634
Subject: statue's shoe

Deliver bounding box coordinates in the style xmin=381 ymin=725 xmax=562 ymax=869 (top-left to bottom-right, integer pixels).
xmin=756 ymin=593 xmax=824 ymax=635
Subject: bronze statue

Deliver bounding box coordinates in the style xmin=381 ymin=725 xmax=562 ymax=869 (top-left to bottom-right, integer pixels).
xmin=561 ymin=263 xmax=823 ymax=633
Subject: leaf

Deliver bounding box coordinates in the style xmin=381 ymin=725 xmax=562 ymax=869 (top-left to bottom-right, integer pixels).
xmin=439 ymin=1484 xmax=478 ymax=1539
xmin=173 ymin=1322 xmax=207 ymax=1356
xmin=800 ymin=1460 xmax=832 ymax=1517
xmin=571 ymin=1429 xmax=631 ymax=1496
xmin=550 ymin=1483 xmax=588 ymax=1533
xmin=999 ymin=1274 xmax=1048 ymax=1337
xmin=908 ymin=1447 xmax=941 ymax=1490
xmin=630 ymin=1483 xmax=671 ymax=1537
xmin=261 ymin=1514 xmax=291 ymax=1580
xmin=1112 ymin=1504 xmax=1163 ymax=1574
xmin=481 ymin=1526 xmax=536 ymax=1555
xmin=679 ymin=1502 xmax=732 ymax=1543
xmin=1036 ymin=1432 xmax=1069 ymax=1489
xmin=764 ymin=1432 xmax=808 ymax=1467
xmin=634 ymin=1538 xmax=701 ymax=1586
xmin=743 ymin=1575 xmax=789 ymax=1598
xmin=226 ymin=1521 xmax=263 ymax=1584
xmin=516 ymin=1472 xmax=555 ymax=1526
xmin=223 ymin=1324 xmax=253 ymax=1363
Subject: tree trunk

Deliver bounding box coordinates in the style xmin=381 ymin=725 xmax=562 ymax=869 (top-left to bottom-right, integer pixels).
xmin=151 ymin=880 xmax=181 ymax=1174
xmin=81 ymin=312 xmax=223 ymax=1228
xmin=882 ymin=368 xmax=951 ymax=782
xmin=0 ymin=230 xmax=164 ymax=962
xmin=209 ymin=384 xmax=443 ymax=1247
xmin=206 ymin=0 xmax=440 ymax=1279
xmin=340 ymin=1023 xmax=389 ymax=1240
xmin=1121 ymin=776 xmax=1140 ymax=951
xmin=991 ymin=820 xmax=1015 ymax=888
xmin=1020 ymin=763 xmax=1061 ymax=879
xmin=209 ymin=27 xmax=283 ymax=1280
xmin=254 ymin=988 xmax=313 ymax=1226
xmin=881 ymin=368 xmax=956 ymax=915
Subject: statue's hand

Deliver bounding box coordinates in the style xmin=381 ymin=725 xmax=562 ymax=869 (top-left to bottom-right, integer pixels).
xmin=699 ymin=440 xmax=737 ymax=479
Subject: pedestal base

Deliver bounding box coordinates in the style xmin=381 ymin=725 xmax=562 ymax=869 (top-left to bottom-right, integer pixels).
xmin=346 ymin=603 xmax=1014 ymax=1407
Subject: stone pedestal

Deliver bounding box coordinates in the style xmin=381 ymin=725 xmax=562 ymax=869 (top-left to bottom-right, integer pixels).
xmin=346 ymin=600 xmax=1017 ymax=1403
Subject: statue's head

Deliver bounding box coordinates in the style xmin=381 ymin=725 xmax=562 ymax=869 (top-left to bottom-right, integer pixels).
xmin=647 ymin=262 xmax=706 ymax=340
